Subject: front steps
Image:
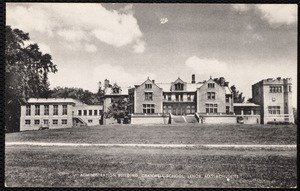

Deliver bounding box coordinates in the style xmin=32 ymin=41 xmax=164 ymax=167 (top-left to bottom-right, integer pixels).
xmin=171 ymin=115 xmax=198 ymax=124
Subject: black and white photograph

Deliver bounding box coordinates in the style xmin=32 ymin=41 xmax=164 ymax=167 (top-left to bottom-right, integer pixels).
xmin=4 ymin=2 xmax=297 ymax=188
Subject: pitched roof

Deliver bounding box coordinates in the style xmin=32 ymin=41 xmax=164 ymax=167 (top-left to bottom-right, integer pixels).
xmin=156 ymin=82 xmax=203 ymax=92
xmin=233 ymin=103 xmax=260 ymax=107
xmin=27 ymin=98 xmax=81 ymax=104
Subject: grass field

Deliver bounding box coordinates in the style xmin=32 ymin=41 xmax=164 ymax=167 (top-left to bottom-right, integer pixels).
xmin=5 ymin=124 xmax=297 ymax=188
xmin=6 ymin=124 xmax=297 ymax=144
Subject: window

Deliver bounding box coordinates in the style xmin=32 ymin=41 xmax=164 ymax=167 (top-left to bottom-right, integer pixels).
xmin=270 ymin=86 xmax=282 ymax=93
xmin=113 ymin=88 xmax=119 ymax=94
xmin=94 ymin=110 xmax=98 ymax=115
xmin=89 ymin=110 xmax=92 ymax=116
xmin=289 ymin=85 xmax=292 ymax=92
xmin=187 ymin=94 xmax=191 ymax=101
xmin=268 ymin=106 xmax=280 ymax=115
xmin=99 ymin=110 xmax=103 ymax=115
xmin=186 ymin=106 xmax=190 ymax=114
xmin=43 ymin=119 xmax=49 ymax=124
xmin=44 ymin=105 xmax=49 ymax=115
xmin=88 ymin=119 xmax=93 ymax=123
xmin=207 ymin=92 xmax=216 ymax=100
xmin=62 ymin=105 xmax=67 ymax=115
xmin=34 ymin=120 xmax=40 ymax=125
xmin=175 ymin=83 xmax=184 ymax=90
xmin=206 ymin=104 xmax=218 ymax=113
xmin=226 ymin=96 xmax=229 ymax=103
xmin=78 ymin=110 xmax=82 ymax=116
xmin=208 ymin=83 xmax=215 ymax=88
xmin=175 ymin=94 xmax=183 ymax=101
xmin=168 ymin=94 xmax=171 ymax=101
xmin=53 ymin=105 xmax=58 ymax=115
xmin=145 ymin=92 xmax=153 ymax=100
xmin=145 ymin=84 xmax=152 ymax=89
xmin=35 ymin=105 xmax=40 ymax=116
xmin=53 ymin=119 xmax=58 ymax=125
xmin=25 ymin=120 xmax=31 ymax=125
xmin=26 ymin=105 xmax=31 ymax=116
xmin=84 ymin=110 xmax=87 ymax=116
xmin=226 ymin=106 xmax=230 ymax=114
xmin=62 ymin=119 xmax=67 ymax=124
xmin=143 ymin=104 xmax=155 ymax=113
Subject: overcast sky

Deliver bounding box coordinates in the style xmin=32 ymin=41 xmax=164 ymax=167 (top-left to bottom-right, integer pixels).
xmin=6 ymin=3 xmax=297 ymax=107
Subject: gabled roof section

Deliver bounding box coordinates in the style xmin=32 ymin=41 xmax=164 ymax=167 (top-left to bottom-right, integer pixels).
xmin=112 ymin=83 xmax=121 ymax=89
xmin=136 ymin=78 xmax=162 ymax=90
xmin=225 ymin=86 xmax=232 ymax=95
xmin=198 ymin=78 xmax=223 ymax=90
xmin=173 ymin=77 xmax=185 ymax=84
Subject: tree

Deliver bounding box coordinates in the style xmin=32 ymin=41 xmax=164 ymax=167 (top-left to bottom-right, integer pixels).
xmin=247 ymin=98 xmax=253 ymax=103
xmin=293 ymin=107 xmax=297 ymax=124
xmin=49 ymin=87 xmax=100 ymax=105
xmin=106 ymin=96 xmax=128 ymax=123
xmin=230 ymin=85 xmax=245 ymax=103
xmin=96 ymin=81 xmax=105 ymax=104
xmin=5 ymin=26 xmax=57 ymax=132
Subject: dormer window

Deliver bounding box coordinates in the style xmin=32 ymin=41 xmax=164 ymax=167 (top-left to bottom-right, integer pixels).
xmin=208 ymin=83 xmax=215 ymax=88
xmin=145 ymin=84 xmax=152 ymax=89
xmin=175 ymin=83 xmax=184 ymax=90
xmin=113 ymin=88 xmax=119 ymax=94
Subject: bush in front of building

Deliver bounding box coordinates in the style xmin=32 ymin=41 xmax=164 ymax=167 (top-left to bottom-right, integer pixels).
xmin=266 ymin=121 xmax=294 ymax=125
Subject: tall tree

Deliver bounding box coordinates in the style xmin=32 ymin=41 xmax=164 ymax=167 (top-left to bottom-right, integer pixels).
xmin=106 ymin=96 xmax=128 ymax=123
xmin=5 ymin=26 xmax=57 ymax=132
xmin=96 ymin=81 xmax=105 ymax=104
xmin=230 ymin=85 xmax=245 ymax=103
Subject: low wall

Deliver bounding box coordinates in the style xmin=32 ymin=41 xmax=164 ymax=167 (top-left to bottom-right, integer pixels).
xmin=198 ymin=114 xmax=261 ymax=124
xmin=241 ymin=115 xmax=260 ymax=124
xmin=131 ymin=115 xmax=169 ymax=124
xmin=199 ymin=115 xmax=236 ymax=124
xmin=264 ymin=115 xmax=294 ymax=124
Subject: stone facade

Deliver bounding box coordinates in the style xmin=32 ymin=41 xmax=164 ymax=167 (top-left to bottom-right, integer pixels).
xmin=197 ymin=78 xmax=233 ymax=114
xmin=252 ymin=78 xmax=293 ymax=124
xmin=130 ymin=78 xmax=163 ymax=114
xmin=128 ymin=76 xmax=234 ymax=117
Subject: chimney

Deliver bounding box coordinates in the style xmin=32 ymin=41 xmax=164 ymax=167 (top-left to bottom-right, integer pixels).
xmin=191 ymin=74 xmax=195 ymax=84
xmin=104 ymin=79 xmax=110 ymax=88
xmin=220 ymin=77 xmax=225 ymax=86
xmin=152 ymin=80 xmax=155 ymax=84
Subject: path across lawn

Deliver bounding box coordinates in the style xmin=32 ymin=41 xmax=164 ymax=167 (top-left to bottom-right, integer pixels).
xmin=6 ymin=141 xmax=297 ymax=149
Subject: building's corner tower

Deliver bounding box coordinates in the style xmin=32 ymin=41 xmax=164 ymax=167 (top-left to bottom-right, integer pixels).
xmin=283 ymin=78 xmax=293 ymax=122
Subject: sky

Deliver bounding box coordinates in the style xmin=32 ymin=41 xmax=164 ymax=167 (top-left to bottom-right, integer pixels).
xmin=6 ymin=3 xmax=298 ymax=107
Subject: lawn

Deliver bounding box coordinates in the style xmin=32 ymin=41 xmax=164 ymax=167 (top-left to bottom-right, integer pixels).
xmin=5 ymin=124 xmax=297 ymax=144
xmin=5 ymin=145 xmax=296 ymax=187
xmin=5 ymin=124 xmax=297 ymax=187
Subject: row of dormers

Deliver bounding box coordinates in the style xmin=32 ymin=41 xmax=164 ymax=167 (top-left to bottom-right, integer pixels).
xmin=104 ymin=75 xmax=231 ymax=96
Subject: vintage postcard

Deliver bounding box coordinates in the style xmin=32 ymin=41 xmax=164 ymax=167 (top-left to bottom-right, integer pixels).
xmin=5 ymin=3 xmax=297 ymax=188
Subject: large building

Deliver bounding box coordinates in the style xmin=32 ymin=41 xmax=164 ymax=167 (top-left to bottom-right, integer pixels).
xmin=252 ymin=77 xmax=294 ymax=124
xmin=128 ymin=75 xmax=233 ymax=115
xmin=20 ymin=98 xmax=103 ymax=131
xmin=19 ymin=76 xmax=294 ymax=131
xmin=127 ymin=75 xmax=244 ymax=124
